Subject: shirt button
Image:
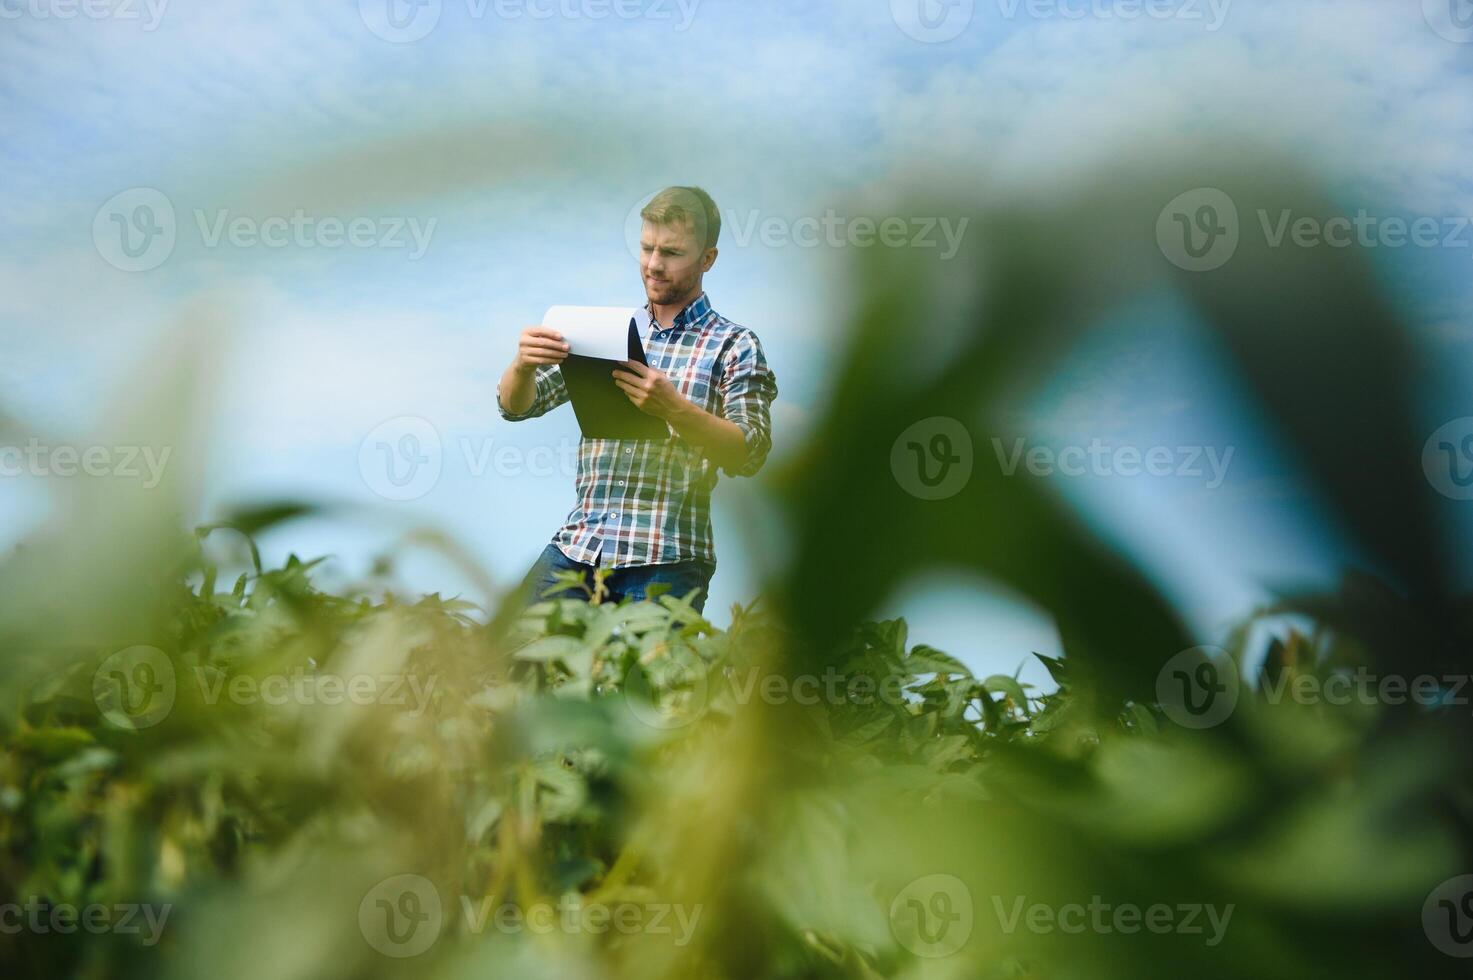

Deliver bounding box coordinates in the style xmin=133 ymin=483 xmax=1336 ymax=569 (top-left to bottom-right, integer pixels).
xmin=618 ymin=480 xmax=625 ymax=486
xmin=624 ymin=447 xmax=633 ymax=454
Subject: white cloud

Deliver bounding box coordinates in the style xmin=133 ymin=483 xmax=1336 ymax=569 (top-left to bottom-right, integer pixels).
xmin=868 ymin=1 xmax=1473 ymax=214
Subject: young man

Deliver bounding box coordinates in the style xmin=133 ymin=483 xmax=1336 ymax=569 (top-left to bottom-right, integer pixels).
xmin=497 ymin=186 xmax=778 ymax=612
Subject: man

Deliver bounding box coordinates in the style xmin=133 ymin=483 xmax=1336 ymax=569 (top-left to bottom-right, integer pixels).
xmin=497 ymin=186 xmax=778 ymax=613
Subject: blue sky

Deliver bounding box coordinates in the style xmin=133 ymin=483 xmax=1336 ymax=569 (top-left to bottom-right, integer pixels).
xmin=2 ymin=0 xmax=1471 ymax=690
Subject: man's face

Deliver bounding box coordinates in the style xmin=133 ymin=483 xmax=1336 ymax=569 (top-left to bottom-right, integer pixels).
xmin=640 ymin=218 xmax=712 ymax=306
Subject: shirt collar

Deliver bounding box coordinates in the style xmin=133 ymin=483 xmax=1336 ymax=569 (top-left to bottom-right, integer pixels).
xmin=645 ymin=292 xmax=712 ymax=337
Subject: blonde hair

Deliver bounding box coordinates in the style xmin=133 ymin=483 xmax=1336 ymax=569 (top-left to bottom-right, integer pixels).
xmin=640 ymin=186 xmax=720 ymax=251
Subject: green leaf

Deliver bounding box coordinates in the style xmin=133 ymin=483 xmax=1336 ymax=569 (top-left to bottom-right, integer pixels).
xmin=611 ymin=602 xmax=673 ymax=631
xmin=983 ymin=674 xmax=1031 ymax=715
xmin=842 ymin=712 xmax=895 ymax=744
xmin=1033 ymin=651 xmax=1068 ymax=687
xmin=514 ymin=635 xmax=586 ymax=664
xmin=466 ymin=797 xmax=503 ymax=842
xmin=1126 ymin=701 xmax=1159 ymax=735
xmin=533 ymin=759 xmax=588 ymax=822
xmin=13 ymin=726 xmax=96 ymax=760
xmin=542 ymin=569 xmax=589 ymax=599
xmin=53 ymin=747 xmax=119 ymax=779
xmin=907 ymin=646 xmax=973 ymax=676
xmin=922 ymin=734 xmax=975 ymax=769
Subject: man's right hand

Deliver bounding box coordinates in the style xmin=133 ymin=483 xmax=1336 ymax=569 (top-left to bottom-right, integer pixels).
xmin=515 ymin=327 xmax=571 ymax=373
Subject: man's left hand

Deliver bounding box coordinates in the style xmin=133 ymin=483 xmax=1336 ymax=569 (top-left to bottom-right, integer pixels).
xmin=612 ymin=361 xmax=687 ymax=420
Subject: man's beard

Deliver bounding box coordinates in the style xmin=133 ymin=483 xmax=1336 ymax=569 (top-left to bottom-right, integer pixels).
xmin=646 ymin=277 xmax=688 ymax=303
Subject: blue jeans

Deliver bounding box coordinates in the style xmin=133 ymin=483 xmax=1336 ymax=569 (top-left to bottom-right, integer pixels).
xmin=520 ymin=543 xmax=715 ymax=613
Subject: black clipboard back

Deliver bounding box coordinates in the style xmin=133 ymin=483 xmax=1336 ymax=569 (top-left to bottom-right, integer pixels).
xmin=558 ymin=315 xmax=672 ymax=441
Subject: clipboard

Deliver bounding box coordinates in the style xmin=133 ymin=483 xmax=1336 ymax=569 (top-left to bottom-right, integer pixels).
xmin=558 ymin=314 xmax=672 ymax=441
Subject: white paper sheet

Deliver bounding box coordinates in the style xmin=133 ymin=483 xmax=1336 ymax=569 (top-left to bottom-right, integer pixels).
xmin=542 ymin=305 xmax=651 ymax=361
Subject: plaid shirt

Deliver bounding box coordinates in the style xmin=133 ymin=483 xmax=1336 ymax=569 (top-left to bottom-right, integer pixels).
xmin=497 ymin=293 xmax=777 ymax=569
